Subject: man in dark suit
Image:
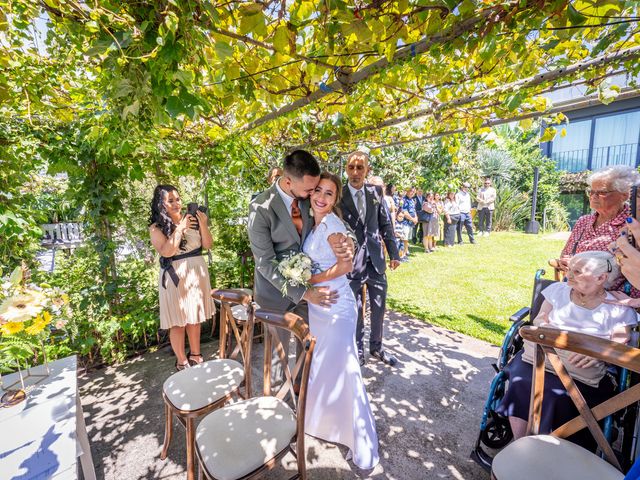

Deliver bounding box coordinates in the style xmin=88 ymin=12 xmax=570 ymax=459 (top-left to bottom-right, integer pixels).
xmin=341 ymin=151 xmax=401 ymax=367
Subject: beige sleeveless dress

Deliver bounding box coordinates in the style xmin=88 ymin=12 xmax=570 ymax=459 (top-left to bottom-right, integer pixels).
xmin=157 ymin=226 xmax=215 ymax=329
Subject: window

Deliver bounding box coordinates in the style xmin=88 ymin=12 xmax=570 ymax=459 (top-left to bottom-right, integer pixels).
xmin=551 ymin=120 xmax=591 ymax=172
xmin=592 ymin=111 xmax=640 ymax=170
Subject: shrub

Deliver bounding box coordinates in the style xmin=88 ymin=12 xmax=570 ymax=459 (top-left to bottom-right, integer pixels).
xmin=492 ymin=183 xmax=531 ymax=231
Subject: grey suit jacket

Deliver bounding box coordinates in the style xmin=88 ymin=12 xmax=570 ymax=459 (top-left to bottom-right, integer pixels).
xmin=248 ymin=183 xmax=313 ymax=311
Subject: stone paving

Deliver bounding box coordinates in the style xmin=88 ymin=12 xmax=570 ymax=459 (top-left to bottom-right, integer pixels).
xmin=79 ymin=310 xmax=499 ymax=479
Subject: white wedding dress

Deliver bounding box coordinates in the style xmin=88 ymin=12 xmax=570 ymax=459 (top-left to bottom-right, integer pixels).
xmin=302 ymin=212 xmax=379 ymax=470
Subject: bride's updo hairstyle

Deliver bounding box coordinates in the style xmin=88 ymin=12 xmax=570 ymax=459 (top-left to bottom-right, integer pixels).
xmin=319 ymin=171 xmax=343 ymax=218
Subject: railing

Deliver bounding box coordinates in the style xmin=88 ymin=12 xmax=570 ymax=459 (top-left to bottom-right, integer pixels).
xmin=551 ymin=148 xmax=589 ymax=172
xmin=552 ymin=143 xmax=639 ymax=172
xmin=591 ymin=143 xmax=638 ymax=171
xmin=41 ymin=222 xmax=83 ymax=248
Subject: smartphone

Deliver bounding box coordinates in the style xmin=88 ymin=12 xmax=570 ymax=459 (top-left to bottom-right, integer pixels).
xmin=187 ymin=203 xmax=199 ymax=216
xmin=186 ymin=203 xmax=199 ymax=230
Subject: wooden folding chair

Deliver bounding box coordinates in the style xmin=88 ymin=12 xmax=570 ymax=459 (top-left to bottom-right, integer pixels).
xmin=547 ymin=258 xmax=566 ymax=282
xmin=160 ymin=289 xmax=254 ymax=480
xmin=491 ymin=325 xmax=640 ymax=480
xmin=195 ymin=308 xmax=316 ymax=480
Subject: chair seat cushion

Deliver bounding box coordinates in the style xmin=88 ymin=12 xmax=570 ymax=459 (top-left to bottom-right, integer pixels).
xmin=230 ymin=304 xmax=249 ymax=321
xmin=196 ymin=396 xmax=296 ymax=480
xmin=163 ymin=359 xmax=244 ymax=412
xmin=492 ymin=435 xmax=624 ymax=480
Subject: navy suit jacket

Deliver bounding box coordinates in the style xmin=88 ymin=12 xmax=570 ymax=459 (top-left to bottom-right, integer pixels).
xmin=340 ymin=184 xmax=400 ymax=278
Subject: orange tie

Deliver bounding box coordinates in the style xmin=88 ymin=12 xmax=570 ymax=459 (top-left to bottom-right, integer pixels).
xmin=291 ymin=199 xmax=303 ymax=236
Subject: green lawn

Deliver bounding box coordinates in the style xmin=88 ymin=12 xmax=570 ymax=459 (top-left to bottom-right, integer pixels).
xmin=386 ymin=232 xmax=567 ymax=346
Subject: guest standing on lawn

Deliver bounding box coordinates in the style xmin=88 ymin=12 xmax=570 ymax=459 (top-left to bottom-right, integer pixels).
xmin=421 ymin=192 xmax=438 ymax=253
xmin=443 ymin=191 xmax=460 ymax=248
xmin=149 ymin=185 xmax=214 ymax=371
xmin=434 ymin=192 xmax=445 ymax=245
xmin=401 ymin=187 xmax=418 ymax=255
xmin=384 ymin=184 xmax=397 ymax=229
xmin=456 ymin=182 xmax=475 ymax=244
xmin=476 ymin=177 xmax=496 ymax=237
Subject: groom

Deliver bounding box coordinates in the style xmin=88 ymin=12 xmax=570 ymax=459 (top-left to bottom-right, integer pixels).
xmin=341 ymin=151 xmax=401 ymax=367
xmin=248 ymin=150 xmax=353 ymax=386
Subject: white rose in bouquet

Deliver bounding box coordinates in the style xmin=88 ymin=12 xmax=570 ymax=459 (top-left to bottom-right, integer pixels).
xmin=274 ymin=252 xmax=318 ymax=295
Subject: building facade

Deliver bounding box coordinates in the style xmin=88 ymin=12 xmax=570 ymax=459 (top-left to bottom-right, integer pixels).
xmin=540 ymin=86 xmax=640 ymax=226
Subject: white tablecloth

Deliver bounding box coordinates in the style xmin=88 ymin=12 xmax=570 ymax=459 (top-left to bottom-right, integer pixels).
xmin=0 ymin=356 xmax=95 ymax=480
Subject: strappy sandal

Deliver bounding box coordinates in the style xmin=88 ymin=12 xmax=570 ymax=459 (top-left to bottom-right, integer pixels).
xmin=187 ymin=352 xmax=204 ymax=366
xmin=175 ymin=360 xmax=190 ymax=371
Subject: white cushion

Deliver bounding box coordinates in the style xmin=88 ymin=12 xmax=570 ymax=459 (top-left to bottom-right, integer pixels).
xmin=492 ymin=435 xmax=624 ymax=480
xmin=230 ymin=304 xmax=249 ymax=322
xmin=196 ymin=396 xmax=296 ymax=480
xmin=163 ymin=359 xmax=244 ymax=412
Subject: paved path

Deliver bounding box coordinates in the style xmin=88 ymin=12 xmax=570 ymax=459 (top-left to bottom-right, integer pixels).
xmin=79 ymin=311 xmax=499 ymax=479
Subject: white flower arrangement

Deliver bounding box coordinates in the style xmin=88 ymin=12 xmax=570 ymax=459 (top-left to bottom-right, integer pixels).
xmin=275 ymin=252 xmax=317 ymax=295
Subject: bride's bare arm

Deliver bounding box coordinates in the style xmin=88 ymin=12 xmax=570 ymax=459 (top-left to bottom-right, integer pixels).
xmin=310 ymin=233 xmax=354 ymax=284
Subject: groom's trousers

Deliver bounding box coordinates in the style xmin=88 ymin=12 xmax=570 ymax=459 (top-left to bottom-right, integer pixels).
xmin=349 ymin=258 xmax=387 ymax=354
xmin=271 ymin=301 xmax=308 ymax=390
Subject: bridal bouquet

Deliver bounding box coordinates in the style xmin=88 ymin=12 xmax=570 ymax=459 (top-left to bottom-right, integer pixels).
xmin=275 ymin=252 xmax=316 ymax=295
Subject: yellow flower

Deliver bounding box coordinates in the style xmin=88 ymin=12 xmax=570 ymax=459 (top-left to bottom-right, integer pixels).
xmin=24 ymin=313 xmax=51 ymax=335
xmin=0 ymin=321 xmax=25 ymax=335
xmin=0 ymin=290 xmax=45 ymax=324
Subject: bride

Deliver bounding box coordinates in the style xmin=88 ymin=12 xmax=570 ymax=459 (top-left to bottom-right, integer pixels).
xmin=302 ymin=171 xmax=379 ymax=470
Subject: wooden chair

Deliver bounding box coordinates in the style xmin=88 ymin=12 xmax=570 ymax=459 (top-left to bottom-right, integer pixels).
xmin=547 ymin=258 xmax=566 ymax=281
xmin=160 ymin=289 xmax=255 ymax=480
xmin=195 ymin=308 xmax=316 ymax=480
xmin=491 ymin=325 xmax=640 ymax=480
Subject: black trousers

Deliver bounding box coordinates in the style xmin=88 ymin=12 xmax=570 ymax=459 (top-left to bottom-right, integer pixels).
xmin=478 ymin=208 xmax=493 ymax=232
xmin=444 ymin=214 xmax=460 ymax=246
xmin=349 ymin=259 xmax=387 ymax=354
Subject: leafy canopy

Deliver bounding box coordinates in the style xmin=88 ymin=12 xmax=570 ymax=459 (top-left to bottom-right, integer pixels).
xmin=1 ymin=0 xmax=638 ymax=154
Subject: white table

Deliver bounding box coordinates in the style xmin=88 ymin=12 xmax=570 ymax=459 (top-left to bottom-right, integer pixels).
xmin=0 ymin=356 xmax=96 ymax=480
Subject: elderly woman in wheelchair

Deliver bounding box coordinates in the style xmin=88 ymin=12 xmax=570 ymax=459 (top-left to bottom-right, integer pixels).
xmin=496 ymin=251 xmax=638 ymax=450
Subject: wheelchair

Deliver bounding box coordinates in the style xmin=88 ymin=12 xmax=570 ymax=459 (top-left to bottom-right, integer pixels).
xmin=471 ymin=269 xmax=640 ymax=473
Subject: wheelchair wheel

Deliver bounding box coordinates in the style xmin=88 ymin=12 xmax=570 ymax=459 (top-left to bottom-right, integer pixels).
xmin=481 ymin=415 xmax=513 ymax=449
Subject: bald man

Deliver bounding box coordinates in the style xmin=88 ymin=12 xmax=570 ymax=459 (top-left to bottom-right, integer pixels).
xmin=340 ymin=151 xmax=401 ymax=367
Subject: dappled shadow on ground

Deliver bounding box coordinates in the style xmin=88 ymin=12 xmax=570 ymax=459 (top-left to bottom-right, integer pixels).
xmin=80 ymin=311 xmax=498 ymax=479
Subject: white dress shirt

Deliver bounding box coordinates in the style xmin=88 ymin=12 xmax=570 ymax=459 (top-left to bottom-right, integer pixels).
xmin=275 ymin=178 xmax=295 ymax=215
xmin=348 ymin=183 xmax=366 ymax=219
xmin=456 ymin=190 xmax=471 ymax=214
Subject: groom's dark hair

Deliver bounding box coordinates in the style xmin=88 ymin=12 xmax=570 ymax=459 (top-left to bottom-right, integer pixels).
xmin=283 ymin=150 xmax=321 ymax=179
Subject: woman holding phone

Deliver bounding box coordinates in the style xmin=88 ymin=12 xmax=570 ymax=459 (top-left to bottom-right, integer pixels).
xmin=149 ymin=185 xmax=214 ymax=370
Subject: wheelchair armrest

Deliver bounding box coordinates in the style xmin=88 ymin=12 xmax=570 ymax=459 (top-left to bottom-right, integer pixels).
xmin=509 ymin=307 xmax=530 ymax=323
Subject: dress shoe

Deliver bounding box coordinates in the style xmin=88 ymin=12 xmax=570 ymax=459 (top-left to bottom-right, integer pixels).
xmin=370 ymin=349 xmax=397 ymax=366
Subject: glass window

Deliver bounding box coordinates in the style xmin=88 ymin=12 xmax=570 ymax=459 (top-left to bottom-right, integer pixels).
xmin=592 ymin=110 xmax=640 ymax=170
xmin=551 ymin=120 xmax=591 ymax=172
